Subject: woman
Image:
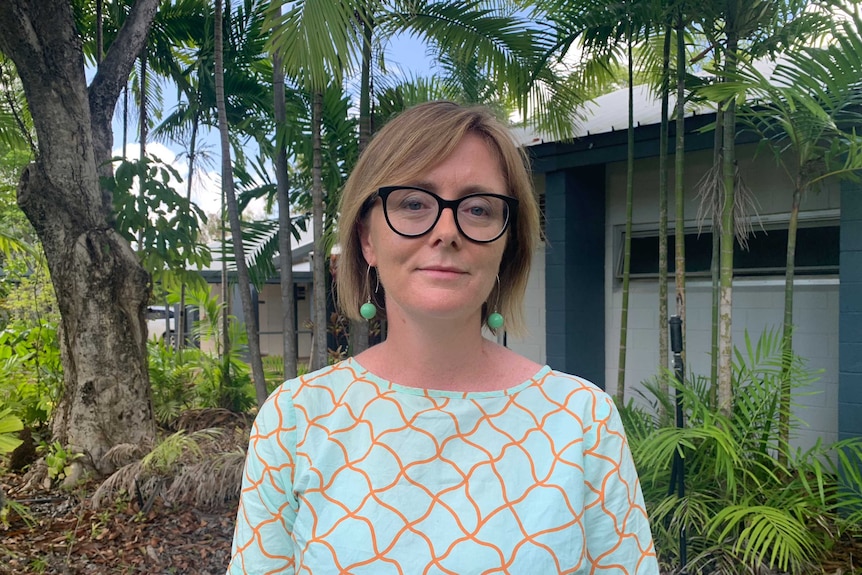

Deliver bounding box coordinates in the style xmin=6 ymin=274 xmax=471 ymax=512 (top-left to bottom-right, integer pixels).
xmin=228 ymin=101 xmax=658 ymax=574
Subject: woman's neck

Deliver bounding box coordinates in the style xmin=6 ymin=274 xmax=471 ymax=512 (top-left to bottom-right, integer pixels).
xmin=356 ymin=317 xmax=538 ymax=391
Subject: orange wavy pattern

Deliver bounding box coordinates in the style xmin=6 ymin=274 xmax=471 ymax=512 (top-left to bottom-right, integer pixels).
xmin=228 ymin=358 xmax=658 ymax=574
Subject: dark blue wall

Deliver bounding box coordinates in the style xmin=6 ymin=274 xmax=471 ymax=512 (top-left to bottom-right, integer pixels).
xmin=544 ymin=166 xmax=606 ymax=387
xmin=840 ymin=179 xmax=862 ymax=441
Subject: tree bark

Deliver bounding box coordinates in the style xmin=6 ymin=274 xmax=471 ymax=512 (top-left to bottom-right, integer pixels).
xmin=658 ymin=23 xmax=671 ymax=401
xmin=673 ymin=11 xmax=687 ymax=356
xmin=710 ymin=112 xmax=723 ymax=404
xmin=779 ymin=181 xmax=803 ymax=463
xmin=0 ymin=0 xmax=159 ymax=474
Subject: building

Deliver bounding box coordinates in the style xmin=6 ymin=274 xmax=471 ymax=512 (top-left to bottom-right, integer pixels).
xmin=211 ymin=86 xmax=860 ymax=448
xmin=506 ymin=85 xmax=860 ymax=449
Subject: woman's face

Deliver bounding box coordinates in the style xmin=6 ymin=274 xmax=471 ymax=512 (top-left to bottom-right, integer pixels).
xmin=359 ymin=132 xmax=510 ymax=327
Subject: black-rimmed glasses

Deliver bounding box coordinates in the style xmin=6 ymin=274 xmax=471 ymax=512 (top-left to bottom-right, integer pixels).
xmin=366 ymin=186 xmax=518 ymax=244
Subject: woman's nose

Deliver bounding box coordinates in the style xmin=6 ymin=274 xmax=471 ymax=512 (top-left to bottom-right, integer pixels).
xmin=432 ymin=206 xmax=462 ymax=243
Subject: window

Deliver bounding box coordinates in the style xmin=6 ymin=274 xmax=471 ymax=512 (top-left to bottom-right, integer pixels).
xmin=618 ymin=223 xmax=839 ymax=279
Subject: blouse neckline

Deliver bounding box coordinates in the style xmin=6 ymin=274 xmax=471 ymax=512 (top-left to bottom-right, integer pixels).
xmin=345 ymin=357 xmax=552 ymax=399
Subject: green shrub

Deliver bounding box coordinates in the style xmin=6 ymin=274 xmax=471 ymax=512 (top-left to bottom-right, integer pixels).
xmin=0 ymin=253 xmax=62 ymax=430
xmin=147 ymin=339 xmax=202 ymax=426
xmin=147 ymin=286 xmax=256 ymax=422
xmin=0 ymin=406 xmax=23 ymax=455
xmin=622 ymin=329 xmax=862 ymax=574
xmin=42 ymin=440 xmax=81 ymax=482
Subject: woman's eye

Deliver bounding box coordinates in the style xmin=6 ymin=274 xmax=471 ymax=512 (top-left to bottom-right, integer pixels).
xmin=392 ymin=192 xmax=434 ymax=214
xmin=462 ymin=199 xmax=494 ymax=218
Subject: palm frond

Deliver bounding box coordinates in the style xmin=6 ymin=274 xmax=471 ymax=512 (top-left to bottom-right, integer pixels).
xmin=265 ymin=0 xmax=362 ymax=91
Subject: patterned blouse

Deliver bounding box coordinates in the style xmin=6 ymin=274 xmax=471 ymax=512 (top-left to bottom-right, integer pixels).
xmin=228 ymin=358 xmax=658 ymax=574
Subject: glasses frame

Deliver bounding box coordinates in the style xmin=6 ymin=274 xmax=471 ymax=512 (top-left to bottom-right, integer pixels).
xmin=367 ymin=186 xmax=519 ymax=244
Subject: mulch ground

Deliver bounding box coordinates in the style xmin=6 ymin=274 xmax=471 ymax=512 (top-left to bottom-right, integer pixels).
xmin=0 ymin=471 xmax=236 ymax=575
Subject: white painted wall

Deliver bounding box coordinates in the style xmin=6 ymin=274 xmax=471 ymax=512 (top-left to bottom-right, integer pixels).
xmin=603 ymin=143 xmax=841 ymax=450
xmin=502 ymin=242 xmax=547 ymax=364
xmin=495 ymin=174 xmax=547 ymax=364
xmin=202 ymin=282 xmax=314 ymax=363
xmin=256 ymin=283 xmax=313 ymax=361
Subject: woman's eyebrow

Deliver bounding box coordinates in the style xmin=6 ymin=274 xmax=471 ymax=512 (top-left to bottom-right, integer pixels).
xmin=411 ymin=181 xmax=501 ymax=196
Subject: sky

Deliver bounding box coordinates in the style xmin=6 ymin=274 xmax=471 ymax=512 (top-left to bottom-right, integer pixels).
xmin=110 ymin=32 xmax=436 ymax=224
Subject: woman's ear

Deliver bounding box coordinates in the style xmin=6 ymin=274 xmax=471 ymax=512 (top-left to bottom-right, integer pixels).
xmin=358 ymin=220 xmax=377 ymax=267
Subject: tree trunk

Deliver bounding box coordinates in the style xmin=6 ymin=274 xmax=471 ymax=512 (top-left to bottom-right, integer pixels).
xmin=311 ymin=90 xmax=328 ymax=371
xmin=214 ymin=0 xmax=268 ymax=407
xmin=96 ymin=0 xmax=103 ymax=63
xmin=717 ymin=16 xmax=739 ymax=417
xmin=0 ymin=0 xmax=159 ymax=475
xmin=657 ymin=22 xmax=672 ymax=417
xmin=779 ymin=181 xmax=803 ymax=463
xmin=616 ymin=34 xmax=635 ymax=404
xmin=139 ymin=49 xmax=148 ymax=158
xmin=272 ymin=53 xmax=298 ymax=380
xmin=351 ymin=9 xmax=374 ymax=356
xmin=177 ymin=111 xmax=201 ymax=351
xmin=137 ymin=48 xmax=148 ymax=249
xmin=674 ymin=11 xmax=687 ymax=351
xmin=122 ymin=86 xmax=129 ymax=159
xmin=710 ymin=110 xmax=723 ymax=403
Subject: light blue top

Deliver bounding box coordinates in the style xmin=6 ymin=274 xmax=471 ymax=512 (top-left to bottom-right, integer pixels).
xmin=228 ymin=358 xmax=659 ymax=574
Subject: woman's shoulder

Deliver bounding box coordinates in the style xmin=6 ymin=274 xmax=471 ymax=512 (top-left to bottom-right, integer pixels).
xmin=533 ymin=367 xmax=617 ymax=412
xmin=260 ymin=359 xmax=362 ymax=406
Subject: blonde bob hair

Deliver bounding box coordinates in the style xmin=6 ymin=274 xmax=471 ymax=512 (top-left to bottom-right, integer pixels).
xmin=336 ymin=101 xmax=540 ymax=337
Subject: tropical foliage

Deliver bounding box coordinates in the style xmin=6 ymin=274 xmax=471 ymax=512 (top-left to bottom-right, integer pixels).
xmin=0 ymin=407 xmax=23 ymax=455
xmin=0 ymin=0 xmax=860 ymax=570
xmin=623 ymin=330 xmax=862 ymax=573
xmin=0 ymin=252 xmax=61 ymax=431
xmin=148 ymin=285 xmax=260 ymax=426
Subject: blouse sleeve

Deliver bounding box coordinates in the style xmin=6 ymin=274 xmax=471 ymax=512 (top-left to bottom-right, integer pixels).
xmin=227 ymin=386 xmax=299 ymax=574
xmin=581 ymin=392 xmax=660 ymax=574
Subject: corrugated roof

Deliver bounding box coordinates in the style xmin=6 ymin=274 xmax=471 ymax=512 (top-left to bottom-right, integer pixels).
xmin=513 ymin=83 xmax=715 ymax=147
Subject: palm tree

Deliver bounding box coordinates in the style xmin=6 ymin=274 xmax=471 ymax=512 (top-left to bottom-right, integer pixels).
xmin=272 ymin=53 xmax=298 ymax=380
xmin=706 ymin=7 xmax=862 ymax=455
xmin=534 ymin=0 xmax=670 ymax=402
xmin=654 ymin=20 xmax=672 ymax=389
xmin=267 ymin=0 xmax=586 ymax=362
xmin=214 ymin=0 xmax=268 ymax=405
xmin=265 ymin=1 xmax=359 ymax=370
xmin=706 ymin=0 xmax=832 ymax=415
xmin=618 ymin=16 xmax=636 ymax=404
xmin=378 ymin=2 xmax=577 ymax=137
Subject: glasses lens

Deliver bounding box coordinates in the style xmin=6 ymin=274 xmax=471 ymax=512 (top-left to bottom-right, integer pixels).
xmin=383 ymin=188 xmax=510 ymax=242
xmin=456 ymin=195 xmax=510 ymax=241
xmin=384 ymin=188 xmax=440 ymax=236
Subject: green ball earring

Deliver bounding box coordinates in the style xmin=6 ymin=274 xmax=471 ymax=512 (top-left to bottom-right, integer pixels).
xmin=486 ymin=275 xmax=504 ymax=330
xmin=360 ymin=265 xmax=378 ymax=320
xmin=487 ymin=312 xmax=504 ymax=330
xmin=360 ymin=301 xmax=377 ymax=320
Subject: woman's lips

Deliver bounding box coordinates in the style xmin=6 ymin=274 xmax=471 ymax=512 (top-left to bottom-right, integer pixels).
xmin=419 ymin=266 xmax=467 ymax=279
